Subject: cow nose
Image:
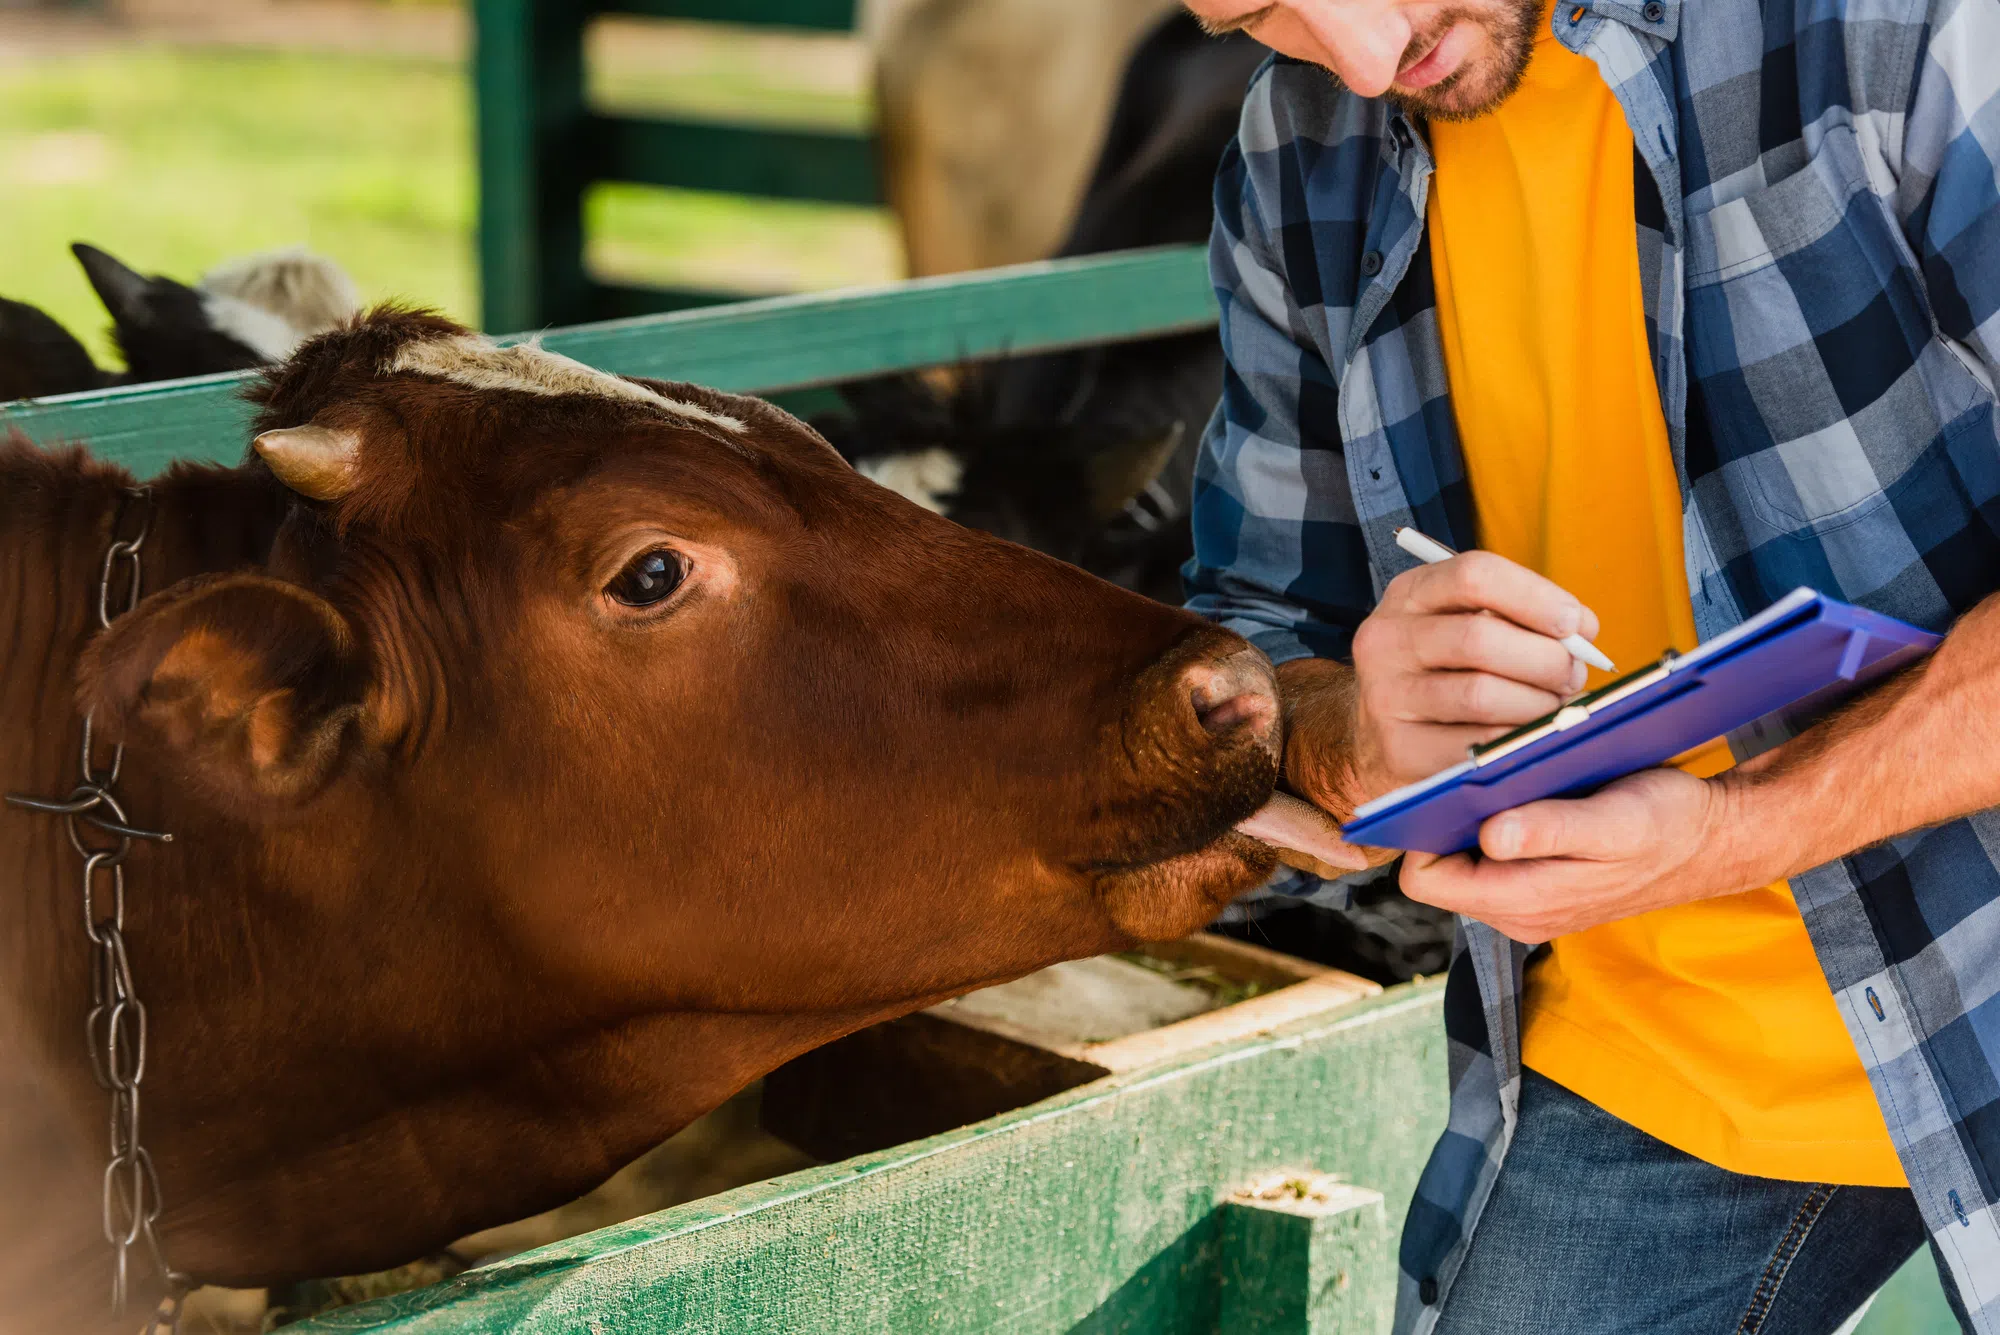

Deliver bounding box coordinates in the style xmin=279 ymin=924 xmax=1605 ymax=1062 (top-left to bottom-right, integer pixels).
xmin=1182 ymin=647 xmax=1280 ymax=760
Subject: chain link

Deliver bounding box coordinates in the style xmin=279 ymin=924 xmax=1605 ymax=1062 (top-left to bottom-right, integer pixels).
xmin=6 ymin=487 xmax=186 ymax=1329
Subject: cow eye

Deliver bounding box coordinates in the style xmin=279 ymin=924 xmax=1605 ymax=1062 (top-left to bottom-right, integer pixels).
xmin=606 ymin=548 xmax=686 ymax=607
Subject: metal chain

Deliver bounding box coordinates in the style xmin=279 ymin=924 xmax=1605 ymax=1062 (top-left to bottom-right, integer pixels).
xmin=6 ymin=487 xmax=187 ymax=1330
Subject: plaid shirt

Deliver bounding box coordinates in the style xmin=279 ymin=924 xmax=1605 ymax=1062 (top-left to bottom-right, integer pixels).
xmin=1185 ymin=0 xmax=2000 ymax=1327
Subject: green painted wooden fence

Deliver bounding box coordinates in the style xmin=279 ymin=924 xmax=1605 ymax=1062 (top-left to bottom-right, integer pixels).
xmin=474 ymin=0 xmax=881 ymax=331
xmin=1 ymin=245 xmax=1213 ymax=476
xmin=289 ymin=984 xmax=1450 ymax=1334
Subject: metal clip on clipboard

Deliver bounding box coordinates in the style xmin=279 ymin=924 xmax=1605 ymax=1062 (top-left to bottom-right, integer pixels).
xmin=1468 ymin=653 xmax=1679 ymax=768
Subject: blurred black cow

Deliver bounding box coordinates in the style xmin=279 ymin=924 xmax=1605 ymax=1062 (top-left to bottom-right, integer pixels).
xmin=0 ymin=243 xmax=359 ymax=400
xmin=818 ymin=13 xmax=1268 ymax=607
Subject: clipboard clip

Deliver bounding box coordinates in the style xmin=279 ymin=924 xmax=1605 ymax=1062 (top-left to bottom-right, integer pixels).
xmin=1467 ymin=651 xmax=1680 ymax=768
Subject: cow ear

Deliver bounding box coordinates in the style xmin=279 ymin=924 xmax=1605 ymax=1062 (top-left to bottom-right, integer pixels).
xmin=1086 ymin=421 xmax=1185 ymax=522
xmin=77 ymin=573 xmax=368 ymax=814
xmin=71 ymin=243 xmax=156 ymax=325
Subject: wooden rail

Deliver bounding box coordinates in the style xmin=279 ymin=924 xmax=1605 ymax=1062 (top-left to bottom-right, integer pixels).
xmin=289 ymin=984 xmax=1448 ymax=1334
xmin=1 ymin=245 xmax=1215 ymax=479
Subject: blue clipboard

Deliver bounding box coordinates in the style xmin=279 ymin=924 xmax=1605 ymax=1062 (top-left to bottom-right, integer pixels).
xmin=1340 ymin=588 xmax=1942 ymax=856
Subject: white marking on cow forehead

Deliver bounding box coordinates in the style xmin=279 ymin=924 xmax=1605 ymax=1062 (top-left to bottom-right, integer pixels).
xmin=389 ymin=335 xmax=746 ymax=433
xmin=858 ymin=447 xmax=962 ymax=515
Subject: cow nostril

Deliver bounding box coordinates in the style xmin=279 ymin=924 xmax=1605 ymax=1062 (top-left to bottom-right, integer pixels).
xmin=1183 ymin=652 xmax=1280 ymax=747
xmin=1193 ymin=684 xmax=1275 ymax=738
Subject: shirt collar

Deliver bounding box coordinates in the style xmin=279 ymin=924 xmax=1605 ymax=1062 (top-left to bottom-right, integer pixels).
xmin=1559 ymin=0 xmax=1682 ymax=43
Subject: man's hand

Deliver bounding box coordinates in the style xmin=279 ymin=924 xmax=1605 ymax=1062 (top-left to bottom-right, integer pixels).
xmin=1275 ymin=551 xmax=1600 ymax=841
xmin=1350 ymin=552 xmax=1598 ymax=795
xmin=1399 ymin=768 xmax=1771 ymax=943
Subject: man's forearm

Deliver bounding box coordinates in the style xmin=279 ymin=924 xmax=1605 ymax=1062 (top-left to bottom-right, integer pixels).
xmin=1716 ymin=591 xmax=2000 ymax=887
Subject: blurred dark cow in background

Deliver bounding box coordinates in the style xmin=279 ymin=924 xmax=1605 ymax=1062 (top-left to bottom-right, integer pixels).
xmin=0 ymin=308 xmax=1327 ymax=1331
xmin=0 ymin=243 xmax=359 ymax=400
xmin=820 ymin=13 xmax=1268 ymax=606
xmin=872 ymin=0 xmax=1183 ymax=278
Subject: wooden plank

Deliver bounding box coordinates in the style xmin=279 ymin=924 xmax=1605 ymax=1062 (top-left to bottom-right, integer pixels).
xmin=1136 ymin=934 xmax=1346 ymax=988
xmin=1218 ymin=1180 xmax=1393 ymax=1335
xmin=286 ymin=982 xmax=1447 ymax=1334
xmin=1082 ymin=973 xmax=1381 ymax=1076
xmin=537 ymin=245 xmax=1216 ymax=392
xmin=763 ymin=940 xmax=1375 ymax=1162
xmin=1 ymin=247 xmax=1218 ymax=478
xmin=590 ymin=0 xmax=859 ymax=30
xmin=2 ymin=374 xmax=256 ymax=478
xmin=593 ymin=115 xmax=880 ymax=205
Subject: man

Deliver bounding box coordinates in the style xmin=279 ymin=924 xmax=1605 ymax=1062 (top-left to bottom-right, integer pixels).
xmin=1177 ymin=0 xmax=2000 ymax=1330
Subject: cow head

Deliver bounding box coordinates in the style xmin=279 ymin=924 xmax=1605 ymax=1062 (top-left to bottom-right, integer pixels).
xmin=78 ymin=306 xmax=1286 ymax=1043
xmin=72 ymin=241 xmax=360 ymax=383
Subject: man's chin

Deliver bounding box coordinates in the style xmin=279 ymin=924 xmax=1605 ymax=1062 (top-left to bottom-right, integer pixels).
xmin=1383 ymin=6 xmax=1539 ymax=122
xmin=1388 ymin=65 xmax=1520 ymax=122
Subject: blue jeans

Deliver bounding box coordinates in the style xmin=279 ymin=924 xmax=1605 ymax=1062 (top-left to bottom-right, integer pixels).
xmin=1433 ymin=1069 xmax=1975 ymax=1334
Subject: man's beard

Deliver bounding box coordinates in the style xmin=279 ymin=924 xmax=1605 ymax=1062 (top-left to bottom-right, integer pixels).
xmin=1384 ymin=0 xmax=1542 ymax=122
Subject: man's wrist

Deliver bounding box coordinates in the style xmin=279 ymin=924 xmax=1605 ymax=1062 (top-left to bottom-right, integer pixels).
xmin=1273 ymin=656 xmax=1373 ymax=821
xmin=1704 ymin=768 xmax=1813 ymax=897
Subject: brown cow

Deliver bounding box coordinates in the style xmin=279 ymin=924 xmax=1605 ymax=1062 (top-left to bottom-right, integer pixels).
xmin=0 ymin=308 xmax=1352 ymax=1332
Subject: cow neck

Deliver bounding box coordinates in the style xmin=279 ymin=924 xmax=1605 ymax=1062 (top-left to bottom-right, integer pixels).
xmin=0 ymin=444 xmax=284 ymax=1077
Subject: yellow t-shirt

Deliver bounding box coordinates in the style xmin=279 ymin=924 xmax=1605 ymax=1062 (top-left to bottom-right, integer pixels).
xmin=1426 ymin=26 xmax=1904 ymax=1186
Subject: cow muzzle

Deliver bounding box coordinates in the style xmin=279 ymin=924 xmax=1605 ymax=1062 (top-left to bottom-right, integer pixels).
xmin=1083 ymin=629 xmax=1282 ymax=867
xmin=1180 ymin=646 xmax=1280 ymax=765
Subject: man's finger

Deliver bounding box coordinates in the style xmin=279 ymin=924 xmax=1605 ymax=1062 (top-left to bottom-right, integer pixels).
xmin=1400 ymin=669 xmax=1565 ymax=728
xmin=1405 ymin=612 xmax=1583 ymax=695
xmin=1402 ymin=852 xmax=1577 ymax=943
xmin=1481 ymin=790 xmax=1636 ymax=861
xmin=1401 ymin=850 xmax=1515 ymax=915
xmin=1371 ymin=722 xmax=1514 ymax=790
xmin=1401 ymin=550 xmax=1601 ymax=644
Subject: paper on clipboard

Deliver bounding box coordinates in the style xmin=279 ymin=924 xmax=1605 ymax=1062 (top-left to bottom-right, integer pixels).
xmin=1339 ymin=588 xmax=1941 ymax=856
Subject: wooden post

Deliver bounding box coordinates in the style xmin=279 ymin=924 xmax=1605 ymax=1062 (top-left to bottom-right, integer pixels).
xmin=1218 ymin=1176 xmax=1394 ymax=1335
xmin=472 ymin=0 xmax=589 ymax=332
xmin=471 ymin=0 xmax=877 ymax=329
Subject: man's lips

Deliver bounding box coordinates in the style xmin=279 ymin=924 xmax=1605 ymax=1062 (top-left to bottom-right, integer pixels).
xmin=1395 ymin=22 xmax=1474 ymax=91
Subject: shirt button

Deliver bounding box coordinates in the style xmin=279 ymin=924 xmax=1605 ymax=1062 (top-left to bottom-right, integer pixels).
xmin=1361 ymin=250 xmax=1385 ymax=277
xmin=1419 ymin=1276 xmax=1440 ymax=1305
xmin=1642 ymin=1 xmax=1665 ymax=19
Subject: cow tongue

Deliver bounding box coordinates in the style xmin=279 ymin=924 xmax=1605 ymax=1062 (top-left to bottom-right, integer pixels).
xmin=1234 ymin=792 xmax=1371 ymax=874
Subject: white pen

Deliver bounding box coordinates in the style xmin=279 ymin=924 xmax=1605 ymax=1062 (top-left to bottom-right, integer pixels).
xmin=1393 ymin=526 xmax=1617 ymax=673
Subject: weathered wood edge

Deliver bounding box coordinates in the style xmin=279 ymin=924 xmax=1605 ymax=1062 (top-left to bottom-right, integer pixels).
xmin=1081 ymin=972 xmax=1383 ymax=1075
xmin=288 ymin=980 xmax=1445 ymax=1332
xmin=0 ymin=246 xmax=1216 ymax=479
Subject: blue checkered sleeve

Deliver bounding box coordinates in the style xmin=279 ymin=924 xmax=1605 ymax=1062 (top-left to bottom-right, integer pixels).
xmin=1183 ymin=128 xmax=1376 ymax=668
xmin=1901 ymin=0 xmax=2000 ymax=388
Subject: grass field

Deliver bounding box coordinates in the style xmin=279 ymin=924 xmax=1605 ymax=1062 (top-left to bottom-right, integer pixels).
xmin=0 ymin=30 xmax=897 ymax=368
